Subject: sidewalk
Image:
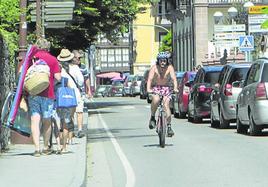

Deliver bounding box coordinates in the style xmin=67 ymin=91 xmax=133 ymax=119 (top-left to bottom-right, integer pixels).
xmin=0 ymin=112 xmax=88 ymax=187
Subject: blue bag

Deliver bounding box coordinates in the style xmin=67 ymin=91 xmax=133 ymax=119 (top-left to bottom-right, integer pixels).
xmin=56 ymin=77 xmax=78 ymax=108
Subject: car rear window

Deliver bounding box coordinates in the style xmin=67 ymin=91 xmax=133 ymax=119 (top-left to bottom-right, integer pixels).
xmin=204 ymin=72 xmax=221 ymax=84
xmin=261 ymin=63 xmax=268 ymax=82
xmin=136 ymin=76 xmax=143 ymax=81
xmin=228 ymin=67 xmax=249 ymax=84
xmin=189 ymin=74 xmax=196 ymax=81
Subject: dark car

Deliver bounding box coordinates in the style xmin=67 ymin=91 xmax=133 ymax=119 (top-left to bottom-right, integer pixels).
xmin=170 ymin=71 xmax=184 ymax=114
xmin=188 ymin=66 xmax=223 ymax=123
xmin=140 ymin=69 xmax=150 ymax=99
xmin=173 ymin=71 xmax=196 ymax=118
xmin=94 ymin=85 xmax=111 ymax=97
xmin=108 ymin=80 xmax=124 ymax=97
xmin=122 ymin=75 xmax=134 ymax=96
xmin=210 ymin=63 xmax=251 ymax=128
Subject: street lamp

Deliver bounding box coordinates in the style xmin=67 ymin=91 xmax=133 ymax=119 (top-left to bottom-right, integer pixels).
xmin=228 ymin=7 xmax=238 ymax=58
xmin=243 ymin=1 xmax=254 ymax=62
xmin=213 ymin=11 xmax=223 ymax=24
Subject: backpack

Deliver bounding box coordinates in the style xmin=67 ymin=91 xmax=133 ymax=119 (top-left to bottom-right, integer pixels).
xmin=24 ymin=59 xmax=50 ymax=95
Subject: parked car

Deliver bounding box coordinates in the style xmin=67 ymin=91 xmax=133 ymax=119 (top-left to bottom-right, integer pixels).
xmin=188 ymin=66 xmax=223 ymax=123
xmin=94 ymin=85 xmax=111 ymax=97
xmin=108 ymin=80 xmax=124 ymax=97
xmin=123 ymin=75 xmax=134 ymax=96
xmin=140 ymin=70 xmax=150 ymax=99
xmin=236 ymin=58 xmax=268 ymax=135
xmin=210 ymin=63 xmax=251 ymax=128
xmin=173 ymin=71 xmax=197 ymax=118
xmin=129 ymin=74 xmax=143 ymax=97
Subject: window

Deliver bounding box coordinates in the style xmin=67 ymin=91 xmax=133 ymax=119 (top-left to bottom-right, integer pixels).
xmin=122 ymin=48 xmax=129 ymax=61
xmin=204 ymin=72 xmax=221 ymax=84
xmin=228 ymin=67 xmax=250 ymax=84
xmin=245 ymin=64 xmax=257 ymax=86
xmin=158 ymin=0 xmax=163 ymax=15
xmin=108 ymin=49 xmax=115 ymax=62
xmin=115 ymin=49 xmax=122 ymax=62
xmin=262 ymin=63 xmax=268 ymax=82
xmin=101 ymin=49 xmax=107 ymax=62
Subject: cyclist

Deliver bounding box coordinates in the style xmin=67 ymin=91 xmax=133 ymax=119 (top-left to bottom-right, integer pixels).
xmin=147 ymin=51 xmax=178 ymax=137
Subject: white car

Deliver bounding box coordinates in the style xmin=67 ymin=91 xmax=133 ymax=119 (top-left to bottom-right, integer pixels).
xmin=236 ymin=58 xmax=268 ymax=135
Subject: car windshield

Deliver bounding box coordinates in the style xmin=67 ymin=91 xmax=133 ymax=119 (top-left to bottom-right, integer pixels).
xmin=262 ymin=63 xmax=268 ymax=82
xmin=228 ymin=67 xmax=249 ymax=84
xmin=204 ymin=72 xmax=221 ymax=84
xmin=113 ymin=81 xmax=123 ymax=86
xmin=128 ymin=76 xmax=134 ymax=82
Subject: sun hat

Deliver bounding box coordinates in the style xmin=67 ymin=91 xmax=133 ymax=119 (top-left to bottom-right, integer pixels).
xmin=57 ymin=49 xmax=75 ymax=62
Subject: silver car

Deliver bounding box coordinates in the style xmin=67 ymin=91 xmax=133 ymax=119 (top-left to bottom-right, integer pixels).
xmin=210 ymin=63 xmax=251 ymax=128
xmin=236 ymin=59 xmax=268 ymax=135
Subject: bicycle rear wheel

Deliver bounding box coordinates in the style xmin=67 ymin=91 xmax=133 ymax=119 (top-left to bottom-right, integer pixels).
xmin=0 ymin=91 xmax=14 ymax=151
xmin=158 ymin=112 xmax=166 ymax=148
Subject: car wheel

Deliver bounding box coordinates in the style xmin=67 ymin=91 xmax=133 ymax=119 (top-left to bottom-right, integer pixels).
xmin=236 ymin=115 xmax=247 ymax=134
xmin=187 ymin=108 xmax=193 ymax=122
xmin=249 ymin=111 xmax=261 ymax=136
xmin=192 ymin=108 xmax=202 ymax=123
xmin=219 ymin=109 xmax=229 ymax=129
xmin=210 ymin=109 xmax=219 ymax=128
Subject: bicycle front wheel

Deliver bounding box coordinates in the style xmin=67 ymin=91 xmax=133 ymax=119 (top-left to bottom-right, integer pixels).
xmin=158 ymin=112 xmax=166 ymax=148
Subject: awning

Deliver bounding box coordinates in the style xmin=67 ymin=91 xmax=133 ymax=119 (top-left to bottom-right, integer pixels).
xmin=96 ymin=72 xmax=120 ymax=79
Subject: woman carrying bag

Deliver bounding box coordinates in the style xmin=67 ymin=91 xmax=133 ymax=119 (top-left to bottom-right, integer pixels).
xmin=56 ymin=49 xmax=83 ymax=153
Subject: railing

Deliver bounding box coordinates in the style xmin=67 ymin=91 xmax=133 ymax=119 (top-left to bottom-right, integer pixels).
xmin=208 ymin=0 xmax=263 ymax=4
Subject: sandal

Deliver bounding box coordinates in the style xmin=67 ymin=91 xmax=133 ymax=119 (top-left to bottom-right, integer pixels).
xmin=55 ymin=150 xmax=62 ymax=155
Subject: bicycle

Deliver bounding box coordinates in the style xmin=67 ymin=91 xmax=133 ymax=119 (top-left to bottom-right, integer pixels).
xmin=0 ymin=91 xmax=14 ymax=151
xmin=151 ymin=92 xmax=174 ymax=148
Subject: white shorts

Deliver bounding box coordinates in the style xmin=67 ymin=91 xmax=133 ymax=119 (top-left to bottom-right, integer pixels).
xmin=76 ymin=99 xmax=84 ymax=113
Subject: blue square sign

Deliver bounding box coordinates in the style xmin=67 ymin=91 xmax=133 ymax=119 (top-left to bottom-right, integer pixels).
xmin=239 ymin=35 xmax=254 ymax=51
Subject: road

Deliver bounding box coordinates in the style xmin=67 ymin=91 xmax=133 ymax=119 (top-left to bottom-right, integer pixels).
xmin=86 ymin=97 xmax=268 ymax=187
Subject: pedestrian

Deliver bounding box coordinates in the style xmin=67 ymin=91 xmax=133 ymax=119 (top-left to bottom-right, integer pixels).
xmin=72 ymin=50 xmax=92 ymax=98
xmin=28 ymin=38 xmax=61 ymax=157
xmin=69 ymin=50 xmax=86 ymax=138
xmin=57 ymin=49 xmax=82 ymax=151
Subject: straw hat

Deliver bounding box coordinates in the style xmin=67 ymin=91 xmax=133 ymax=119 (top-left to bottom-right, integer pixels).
xmin=57 ymin=49 xmax=75 ymax=62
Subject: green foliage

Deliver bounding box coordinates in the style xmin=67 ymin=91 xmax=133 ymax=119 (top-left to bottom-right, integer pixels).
xmin=44 ymin=0 xmax=149 ymax=49
xmin=159 ymin=31 xmax=172 ymax=52
xmin=0 ymin=0 xmax=20 ymax=63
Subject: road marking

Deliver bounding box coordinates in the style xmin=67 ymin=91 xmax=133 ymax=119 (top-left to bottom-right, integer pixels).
xmin=122 ymin=106 xmax=135 ymax=109
xmin=97 ymin=112 xmax=136 ymax=187
xmin=145 ymin=105 xmax=150 ymax=108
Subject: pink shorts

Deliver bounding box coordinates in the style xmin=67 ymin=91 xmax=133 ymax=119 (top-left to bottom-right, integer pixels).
xmin=152 ymin=86 xmax=172 ymax=98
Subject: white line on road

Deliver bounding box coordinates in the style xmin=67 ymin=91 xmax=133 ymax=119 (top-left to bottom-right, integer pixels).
xmin=122 ymin=106 xmax=135 ymax=109
xmin=97 ymin=112 xmax=136 ymax=187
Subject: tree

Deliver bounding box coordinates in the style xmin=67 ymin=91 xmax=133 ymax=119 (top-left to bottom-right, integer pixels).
xmin=159 ymin=31 xmax=172 ymax=52
xmin=43 ymin=0 xmax=150 ymax=50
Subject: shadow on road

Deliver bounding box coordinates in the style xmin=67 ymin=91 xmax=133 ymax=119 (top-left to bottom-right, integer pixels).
xmin=86 ymin=128 xmax=157 ymax=143
xmin=143 ymin=143 xmax=174 ymax=148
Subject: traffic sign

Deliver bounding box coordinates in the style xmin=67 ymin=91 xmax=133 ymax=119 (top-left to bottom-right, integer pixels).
xmin=249 ymin=6 xmax=268 ymax=14
xmin=214 ymin=24 xmax=245 ymax=32
xmin=215 ymin=32 xmax=245 ymax=40
xmin=239 ymin=36 xmax=254 ymax=51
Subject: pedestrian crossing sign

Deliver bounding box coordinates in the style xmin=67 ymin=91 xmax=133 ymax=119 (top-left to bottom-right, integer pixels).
xmin=239 ymin=35 xmax=254 ymax=51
